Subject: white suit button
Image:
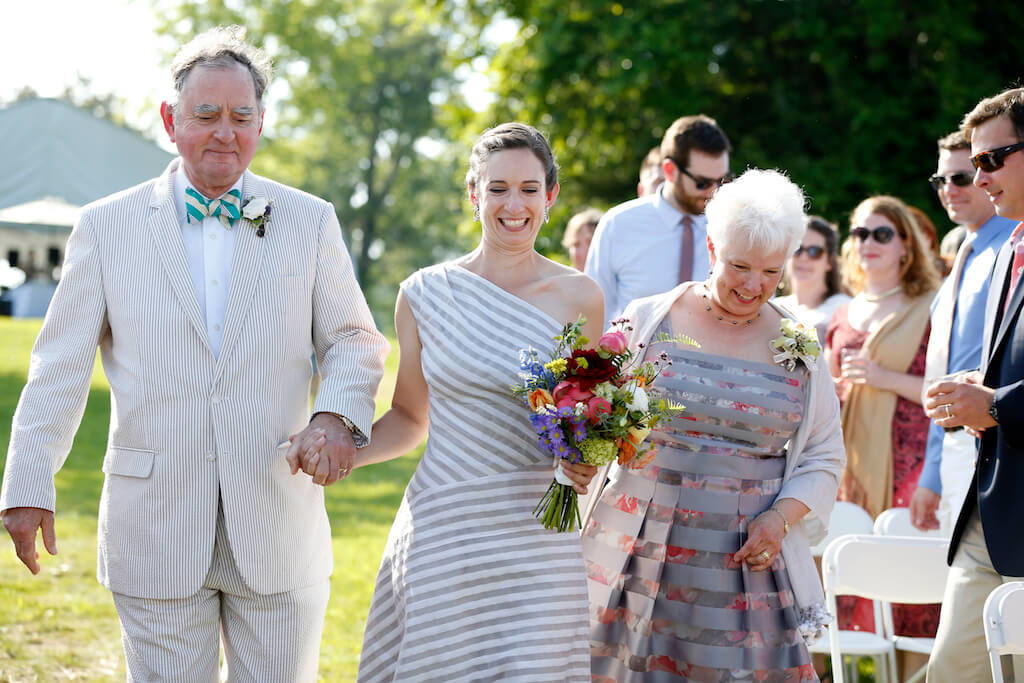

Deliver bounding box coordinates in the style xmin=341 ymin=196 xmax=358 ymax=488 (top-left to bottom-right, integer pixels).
xmin=212 ymin=396 xmax=221 ymax=405
xmin=205 ymin=453 xmax=216 ymax=462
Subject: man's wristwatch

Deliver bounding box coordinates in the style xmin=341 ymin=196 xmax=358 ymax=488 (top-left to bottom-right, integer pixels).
xmin=988 ymin=399 xmax=999 ymax=425
xmin=316 ymin=412 xmax=368 ymax=447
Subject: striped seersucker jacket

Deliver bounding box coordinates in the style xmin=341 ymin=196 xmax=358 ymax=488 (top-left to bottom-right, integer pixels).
xmin=1 ymin=158 xmax=389 ymax=599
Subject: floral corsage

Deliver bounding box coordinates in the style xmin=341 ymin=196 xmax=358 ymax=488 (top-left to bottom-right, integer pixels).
xmin=241 ymin=196 xmax=274 ymax=237
xmin=770 ymin=318 xmax=820 ymax=372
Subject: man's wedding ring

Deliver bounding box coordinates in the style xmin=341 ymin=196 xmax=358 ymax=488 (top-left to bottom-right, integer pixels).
xmin=944 ymin=404 xmax=951 ymax=419
xmin=759 ymin=550 xmax=771 ymax=562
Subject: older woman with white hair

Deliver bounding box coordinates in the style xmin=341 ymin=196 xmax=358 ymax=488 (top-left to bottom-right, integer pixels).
xmin=582 ymin=170 xmax=845 ymax=682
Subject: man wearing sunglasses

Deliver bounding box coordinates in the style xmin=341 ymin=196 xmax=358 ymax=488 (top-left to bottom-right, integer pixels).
xmin=911 ymin=131 xmax=1014 ymax=542
xmin=585 ymin=114 xmax=731 ymax=326
xmin=924 ymin=89 xmax=1024 ymax=683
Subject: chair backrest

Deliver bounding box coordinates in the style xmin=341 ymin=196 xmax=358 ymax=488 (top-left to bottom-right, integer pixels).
xmin=822 ymin=534 xmax=949 ymax=604
xmin=874 ymin=506 xmax=949 ymax=539
xmin=809 ymin=501 xmax=875 ymax=557
xmin=985 ymin=581 xmax=1024 ymax=656
xmin=984 ymin=582 xmax=1024 ymax=683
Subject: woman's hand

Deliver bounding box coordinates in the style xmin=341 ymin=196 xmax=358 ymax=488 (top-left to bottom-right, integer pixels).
xmin=559 ymin=460 xmax=600 ymax=494
xmin=840 ymin=352 xmax=887 ymax=388
xmin=734 ymin=509 xmax=787 ymax=572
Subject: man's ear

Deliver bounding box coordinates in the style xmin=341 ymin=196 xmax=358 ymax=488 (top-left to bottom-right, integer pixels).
xmin=662 ymin=157 xmax=677 ymax=183
xmin=160 ymin=102 xmax=176 ymax=143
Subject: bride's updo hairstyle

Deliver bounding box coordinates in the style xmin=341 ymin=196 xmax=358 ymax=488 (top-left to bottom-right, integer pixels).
xmin=465 ymin=122 xmax=559 ymax=193
xmin=705 ymin=169 xmax=807 ymax=259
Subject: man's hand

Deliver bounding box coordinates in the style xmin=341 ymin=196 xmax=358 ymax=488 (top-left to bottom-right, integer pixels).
xmin=908 ymin=486 xmax=941 ymax=531
xmin=924 ymin=370 xmax=997 ymax=434
xmin=2 ymin=507 xmax=57 ymax=574
xmin=285 ymin=413 xmax=357 ymax=486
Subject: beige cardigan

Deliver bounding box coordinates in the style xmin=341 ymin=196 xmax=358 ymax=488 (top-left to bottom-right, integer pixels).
xmin=581 ymin=282 xmax=846 ymax=641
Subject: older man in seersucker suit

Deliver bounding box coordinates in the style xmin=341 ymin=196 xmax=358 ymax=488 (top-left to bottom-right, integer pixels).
xmin=0 ymin=26 xmax=388 ymax=680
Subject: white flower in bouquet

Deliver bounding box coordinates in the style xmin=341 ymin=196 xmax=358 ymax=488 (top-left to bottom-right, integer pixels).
xmin=622 ymin=381 xmax=649 ymax=413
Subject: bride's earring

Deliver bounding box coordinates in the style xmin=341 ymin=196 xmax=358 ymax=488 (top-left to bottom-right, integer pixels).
xmin=544 ymin=207 xmax=550 ymax=224
xmin=473 ymin=205 xmax=480 ymax=222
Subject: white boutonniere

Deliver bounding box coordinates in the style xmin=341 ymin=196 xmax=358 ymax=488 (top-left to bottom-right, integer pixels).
xmin=770 ymin=318 xmax=821 ymax=372
xmin=241 ymin=196 xmax=273 ymax=237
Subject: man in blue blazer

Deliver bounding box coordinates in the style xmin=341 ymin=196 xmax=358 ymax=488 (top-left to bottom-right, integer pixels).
xmin=924 ymin=87 xmax=1024 ymax=682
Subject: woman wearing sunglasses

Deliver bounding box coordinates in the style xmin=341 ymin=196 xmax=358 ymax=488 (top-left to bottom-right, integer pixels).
xmin=775 ymin=215 xmax=851 ymax=343
xmin=824 ymin=195 xmax=942 ymax=678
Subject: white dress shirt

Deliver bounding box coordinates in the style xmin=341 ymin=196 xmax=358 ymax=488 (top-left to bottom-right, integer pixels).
xmin=173 ymin=165 xmax=242 ymax=358
xmin=584 ymin=187 xmax=709 ymax=327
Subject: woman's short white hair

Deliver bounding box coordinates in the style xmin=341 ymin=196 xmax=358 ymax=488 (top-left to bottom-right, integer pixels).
xmin=705 ymin=169 xmax=807 ymax=259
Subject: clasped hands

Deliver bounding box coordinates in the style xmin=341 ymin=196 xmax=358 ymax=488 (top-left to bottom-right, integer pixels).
xmin=285 ymin=412 xmax=357 ymax=486
xmin=923 ymin=370 xmax=997 ymax=438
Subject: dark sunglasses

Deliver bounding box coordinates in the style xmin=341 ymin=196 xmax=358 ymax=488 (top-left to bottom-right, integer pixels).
xmin=851 ymin=226 xmax=897 ymax=244
xmin=793 ymin=245 xmax=825 ymax=260
xmin=970 ymin=141 xmax=1024 ymax=173
xmin=928 ymin=172 xmax=974 ymax=191
xmin=673 ymin=160 xmax=734 ymax=190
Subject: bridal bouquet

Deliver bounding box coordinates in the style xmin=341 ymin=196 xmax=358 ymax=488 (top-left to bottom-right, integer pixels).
xmin=512 ymin=317 xmax=691 ymax=532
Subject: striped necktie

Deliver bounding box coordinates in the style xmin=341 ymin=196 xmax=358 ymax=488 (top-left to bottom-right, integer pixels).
xmin=1003 ymin=221 xmax=1024 ymax=315
xmin=184 ymin=187 xmax=242 ymax=228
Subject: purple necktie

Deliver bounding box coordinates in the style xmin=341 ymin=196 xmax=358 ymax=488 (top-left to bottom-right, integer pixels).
xmin=677 ymin=215 xmax=694 ymax=284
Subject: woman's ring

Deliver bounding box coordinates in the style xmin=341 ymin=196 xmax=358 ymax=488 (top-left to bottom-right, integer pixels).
xmin=944 ymin=404 xmax=951 ymax=419
xmin=759 ymin=550 xmax=771 ymax=563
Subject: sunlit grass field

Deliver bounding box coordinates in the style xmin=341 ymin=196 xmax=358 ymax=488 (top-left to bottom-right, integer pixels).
xmin=0 ymin=318 xmax=417 ymax=681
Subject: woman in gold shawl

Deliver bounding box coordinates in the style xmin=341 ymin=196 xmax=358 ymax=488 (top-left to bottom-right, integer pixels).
xmin=825 ymin=195 xmax=942 ymax=671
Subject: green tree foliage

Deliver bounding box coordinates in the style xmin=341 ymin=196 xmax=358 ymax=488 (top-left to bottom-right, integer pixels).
xmin=474 ymin=0 xmax=1023 ymax=246
xmin=157 ymin=0 xmax=478 ymax=320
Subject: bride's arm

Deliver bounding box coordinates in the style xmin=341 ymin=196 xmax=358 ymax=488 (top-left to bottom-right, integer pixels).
xmin=354 ymin=291 xmax=431 ymax=468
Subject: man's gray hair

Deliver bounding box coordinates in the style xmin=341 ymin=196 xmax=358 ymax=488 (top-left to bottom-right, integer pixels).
xmin=705 ymin=169 xmax=807 ymax=259
xmin=169 ymin=25 xmax=273 ymax=110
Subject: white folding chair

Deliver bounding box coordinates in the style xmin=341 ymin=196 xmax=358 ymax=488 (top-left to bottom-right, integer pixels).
xmin=822 ymin=534 xmax=949 ymax=683
xmin=809 ymin=501 xmax=876 ymax=557
xmin=806 ymin=502 xmax=877 ymax=681
xmin=984 ymin=581 xmax=1024 ymax=683
xmin=873 ymin=506 xmax=949 ymax=540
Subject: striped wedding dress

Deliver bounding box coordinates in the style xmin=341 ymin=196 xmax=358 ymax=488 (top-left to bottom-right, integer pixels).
xmin=357 ymin=263 xmax=590 ymax=682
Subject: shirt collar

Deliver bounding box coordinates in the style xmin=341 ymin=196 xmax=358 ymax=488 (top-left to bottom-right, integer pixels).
xmin=969 ymin=213 xmax=1017 ymax=251
xmin=651 ymin=185 xmax=702 ymax=227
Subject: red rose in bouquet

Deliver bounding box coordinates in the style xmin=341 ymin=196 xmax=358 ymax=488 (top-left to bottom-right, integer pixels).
xmin=567 ymin=349 xmax=617 ymax=389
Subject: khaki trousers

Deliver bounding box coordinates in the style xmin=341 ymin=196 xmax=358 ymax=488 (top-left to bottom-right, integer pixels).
xmin=927 ymin=508 xmax=1024 ymax=683
xmin=111 ymin=501 xmax=330 ymax=682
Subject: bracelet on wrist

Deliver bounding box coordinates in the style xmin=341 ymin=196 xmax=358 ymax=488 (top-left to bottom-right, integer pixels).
xmin=766 ymin=506 xmax=790 ymax=536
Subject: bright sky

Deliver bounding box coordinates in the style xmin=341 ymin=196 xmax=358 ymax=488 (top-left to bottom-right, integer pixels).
xmin=2 ymin=1 xmax=175 ymax=148
xmin=2 ymin=1 xmax=508 ymax=154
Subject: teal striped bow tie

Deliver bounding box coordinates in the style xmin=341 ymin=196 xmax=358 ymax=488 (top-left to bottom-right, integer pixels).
xmin=184 ymin=187 xmax=242 ymax=228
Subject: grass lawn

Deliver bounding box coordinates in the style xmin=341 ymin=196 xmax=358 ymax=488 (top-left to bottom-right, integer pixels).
xmin=0 ymin=318 xmax=418 ymax=682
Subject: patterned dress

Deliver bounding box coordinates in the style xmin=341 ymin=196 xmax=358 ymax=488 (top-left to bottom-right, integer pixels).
xmin=357 ymin=263 xmax=590 ymax=682
xmin=825 ymin=305 xmax=940 ymax=638
xmin=585 ymin=320 xmax=817 ymax=682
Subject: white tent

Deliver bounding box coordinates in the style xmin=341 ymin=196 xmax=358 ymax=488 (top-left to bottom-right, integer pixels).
xmin=0 ymin=98 xmax=174 ymax=316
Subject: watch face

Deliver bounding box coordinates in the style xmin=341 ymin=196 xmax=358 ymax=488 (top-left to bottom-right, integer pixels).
xmin=989 ymin=402 xmax=998 ymax=423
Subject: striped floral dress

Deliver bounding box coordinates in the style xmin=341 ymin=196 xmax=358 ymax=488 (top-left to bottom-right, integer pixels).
xmin=357 ymin=263 xmax=590 ymax=682
xmin=584 ymin=320 xmax=817 ymax=682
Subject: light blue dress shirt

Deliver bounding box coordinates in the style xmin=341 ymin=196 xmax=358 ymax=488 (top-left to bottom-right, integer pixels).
xmin=584 ymin=186 xmax=709 ymax=328
xmin=920 ymin=214 xmax=1016 ymax=493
